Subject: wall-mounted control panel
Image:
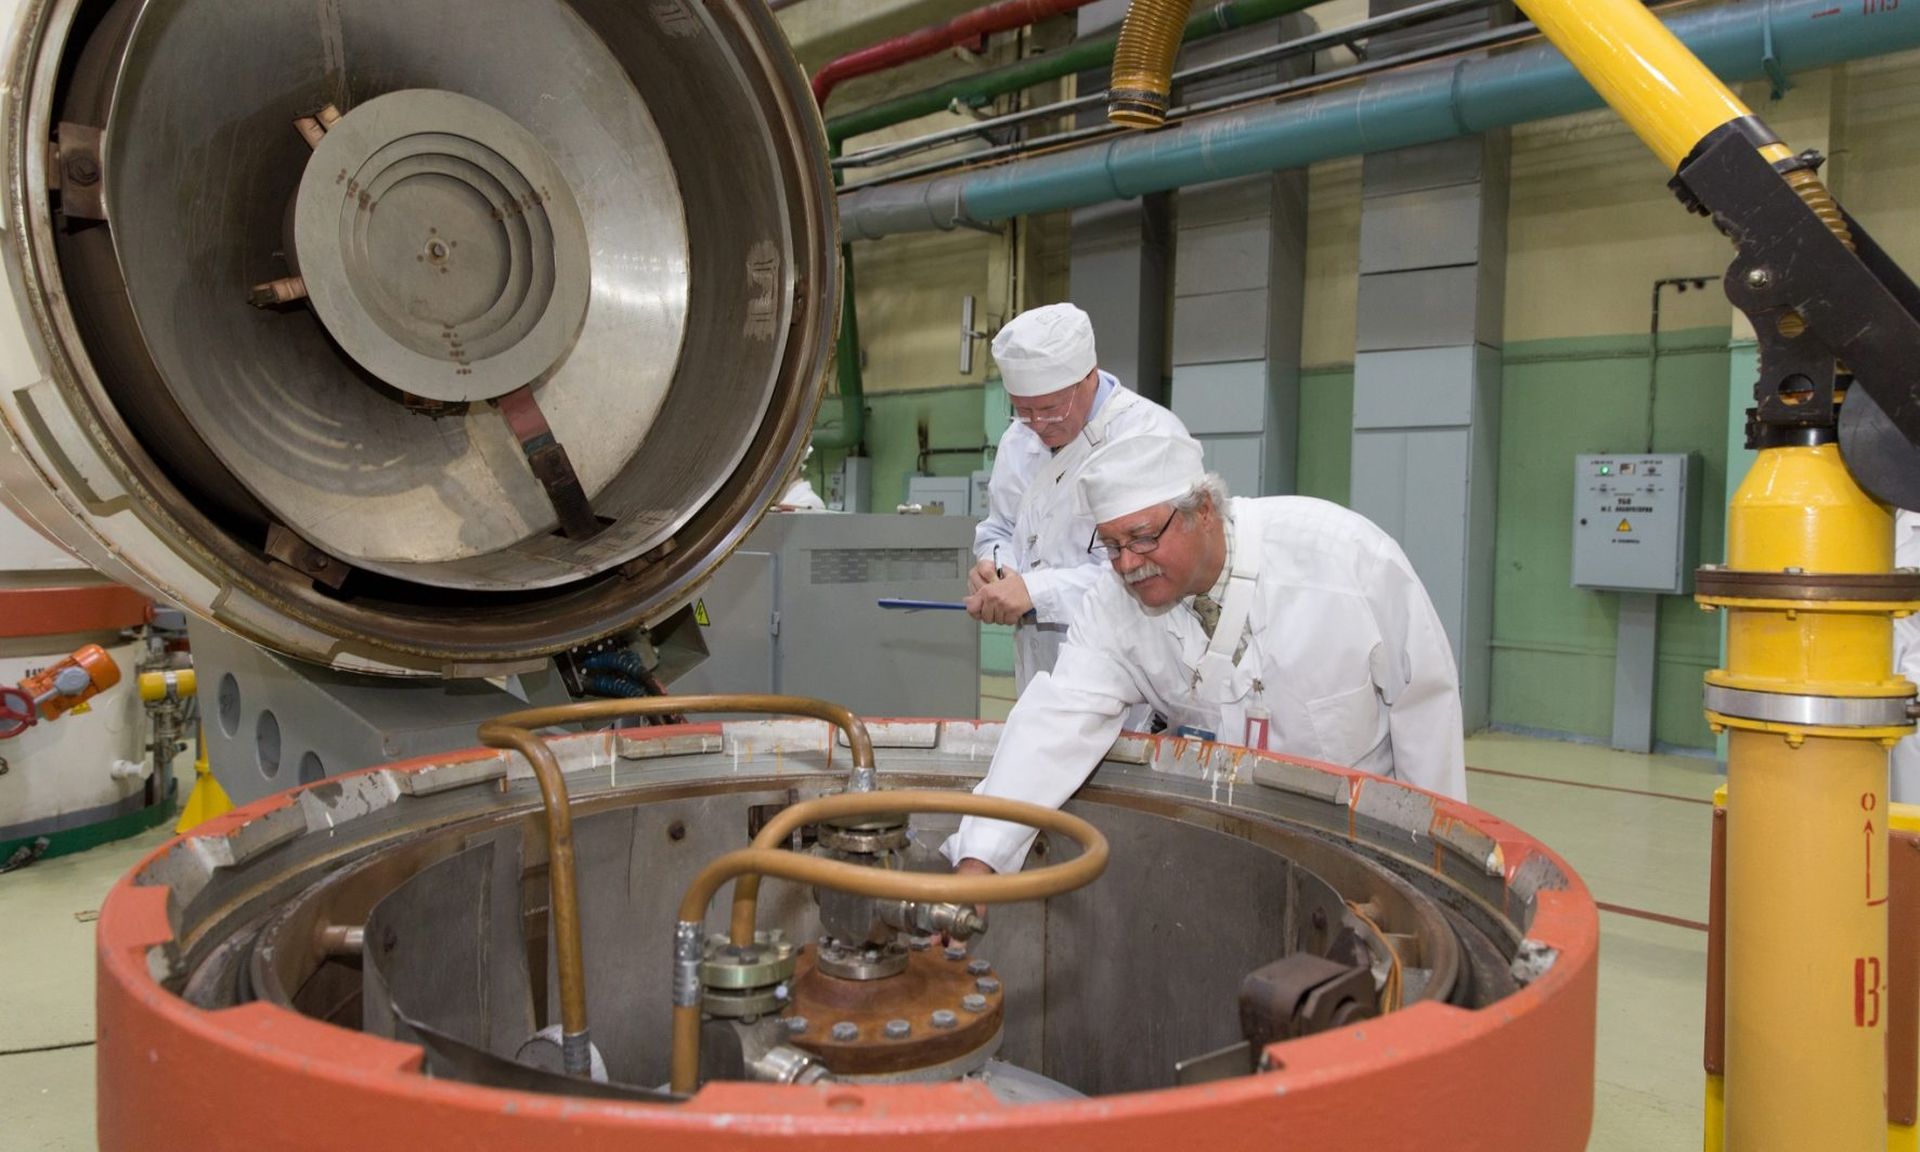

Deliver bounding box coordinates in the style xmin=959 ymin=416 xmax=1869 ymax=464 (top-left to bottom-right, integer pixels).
xmin=1571 ymin=453 xmax=1698 ymax=594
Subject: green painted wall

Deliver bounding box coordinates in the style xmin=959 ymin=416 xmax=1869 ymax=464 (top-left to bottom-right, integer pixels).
xmin=1293 ymin=328 xmax=1733 ymax=750
xmin=1491 ymin=327 xmax=1732 ymax=750
xmin=814 ymin=384 xmax=990 ymax=511
xmin=1298 ymin=366 xmax=1354 ymax=506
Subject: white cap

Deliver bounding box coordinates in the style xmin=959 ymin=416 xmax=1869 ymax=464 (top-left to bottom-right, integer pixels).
xmin=1077 ymin=434 xmax=1206 ymax=525
xmin=991 ymin=303 xmax=1097 ymax=398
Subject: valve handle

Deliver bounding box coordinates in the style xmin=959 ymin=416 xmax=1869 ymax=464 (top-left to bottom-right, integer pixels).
xmin=0 ymin=686 xmax=36 ymax=740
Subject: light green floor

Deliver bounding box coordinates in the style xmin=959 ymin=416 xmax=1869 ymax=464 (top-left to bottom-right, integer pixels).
xmin=0 ymin=710 xmax=1718 ymax=1151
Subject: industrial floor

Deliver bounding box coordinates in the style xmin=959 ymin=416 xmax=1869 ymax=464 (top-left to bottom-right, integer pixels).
xmin=2 ymin=684 xmax=1717 ymax=1151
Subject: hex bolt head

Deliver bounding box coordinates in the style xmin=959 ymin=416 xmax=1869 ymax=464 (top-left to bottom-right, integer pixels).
xmin=962 ymin=994 xmax=988 ymax=1013
xmin=884 ymin=1018 xmax=911 ymax=1040
xmin=975 ymin=977 xmax=1001 ymax=994
xmin=908 ymin=935 xmax=932 ymax=951
xmin=931 ymin=1010 xmax=958 ymax=1029
xmin=966 ymin=959 xmax=991 ymax=976
xmin=943 ymin=944 xmax=967 ymax=961
xmin=786 ymin=1016 xmax=810 ymax=1035
xmin=831 ymin=1021 xmax=859 ymax=1042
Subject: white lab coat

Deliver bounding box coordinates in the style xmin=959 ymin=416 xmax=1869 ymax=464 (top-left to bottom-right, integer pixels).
xmin=945 ymin=496 xmax=1468 ymax=874
xmin=1894 ymin=509 xmax=1919 ymax=804
xmin=974 ymin=372 xmax=1190 ymax=693
xmin=778 ymin=476 xmax=826 ymax=510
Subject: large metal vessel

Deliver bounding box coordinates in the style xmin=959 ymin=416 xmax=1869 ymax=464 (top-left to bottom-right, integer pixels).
xmin=0 ymin=0 xmax=838 ymax=675
xmin=97 ymin=717 xmax=1600 ymax=1149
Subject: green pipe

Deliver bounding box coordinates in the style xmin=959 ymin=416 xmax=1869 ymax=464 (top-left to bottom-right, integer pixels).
xmin=812 ymin=241 xmax=865 ymax=451
xmin=825 ymin=0 xmax=1317 ymax=147
xmin=813 ymin=137 xmax=864 ymax=452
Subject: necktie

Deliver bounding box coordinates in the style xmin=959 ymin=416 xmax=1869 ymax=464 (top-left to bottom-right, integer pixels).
xmin=1192 ymin=593 xmax=1249 ymax=663
xmin=1192 ymin=594 xmax=1221 ymax=638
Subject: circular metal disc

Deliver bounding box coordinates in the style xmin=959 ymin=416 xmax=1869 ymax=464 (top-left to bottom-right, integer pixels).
xmin=103 ymin=0 xmax=690 ymax=581
xmin=294 ymin=90 xmax=592 ymax=404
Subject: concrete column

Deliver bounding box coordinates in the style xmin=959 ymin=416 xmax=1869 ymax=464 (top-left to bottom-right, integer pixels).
xmin=1348 ymin=5 xmax=1510 ymax=731
xmin=1165 ymin=14 xmax=1314 ymax=498
xmin=1071 ymin=196 xmax=1172 ymax=403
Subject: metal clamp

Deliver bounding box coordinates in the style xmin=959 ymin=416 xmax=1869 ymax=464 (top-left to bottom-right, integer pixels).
xmin=1703 ymin=684 xmax=1916 ymax=729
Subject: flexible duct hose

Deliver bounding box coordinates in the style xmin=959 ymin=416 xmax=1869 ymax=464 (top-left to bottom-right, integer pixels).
xmin=1109 ymin=0 xmax=1195 ymax=128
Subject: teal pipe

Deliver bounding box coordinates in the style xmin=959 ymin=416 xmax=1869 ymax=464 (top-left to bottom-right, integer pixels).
xmin=824 ymin=0 xmax=1318 ymax=147
xmin=839 ymin=0 xmax=1920 ymax=238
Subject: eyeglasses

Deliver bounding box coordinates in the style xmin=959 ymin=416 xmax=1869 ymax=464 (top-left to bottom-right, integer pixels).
xmin=1011 ymin=389 xmax=1082 ymax=427
xmin=1087 ymin=509 xmax=1180 ymax=563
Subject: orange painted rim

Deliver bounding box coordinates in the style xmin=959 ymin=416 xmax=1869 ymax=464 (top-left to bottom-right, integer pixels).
xmin=96 ymin=722 xmax=1600 ymax=1151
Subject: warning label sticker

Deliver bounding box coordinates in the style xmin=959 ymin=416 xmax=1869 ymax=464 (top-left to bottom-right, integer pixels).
xmin=1616 ymin=519 xmax=1633 ymax=533
xmin=694 ymin=599 xmax=711 ymax=627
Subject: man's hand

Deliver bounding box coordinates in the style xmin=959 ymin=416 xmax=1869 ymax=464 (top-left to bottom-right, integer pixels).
xmin=965 ymin=569 xmax=1032 ymax=625
xmin=953 ymin=856 xmax=994 ymax=926
xmin=967 ymin=556 xmax=1000 ymax=594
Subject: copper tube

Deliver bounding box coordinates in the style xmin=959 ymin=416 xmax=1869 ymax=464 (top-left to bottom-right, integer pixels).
xmin=477 ymin=721 xmax=594 ymax=1074
xmin=673 ymin=789 xmax=1110 ymax=1093
xmin=1108 ymin=0 xmax=1196 ymax=128
xmin=478 ymin=694 xmax=878 ymax=1078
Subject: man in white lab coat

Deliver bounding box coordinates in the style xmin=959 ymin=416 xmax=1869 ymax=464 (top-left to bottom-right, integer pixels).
xmin=1894 ymin=509 xmax=1918 ymax=804
xmin=966 ymin=303 xmax=1189 ymax=694
xmin=945 ymin=434 xmax=1468 ymax=876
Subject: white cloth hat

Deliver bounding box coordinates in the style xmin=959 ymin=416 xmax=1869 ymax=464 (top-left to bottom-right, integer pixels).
xmin=1077 ymin=433 xmax=1206 ymax=525
xmin=992 ymin=303 xmax=1097 ymax=398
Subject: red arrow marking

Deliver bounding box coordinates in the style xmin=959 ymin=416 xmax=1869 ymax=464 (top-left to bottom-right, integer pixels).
xmin=1866 ymin=818 xmax=1876 ymax=902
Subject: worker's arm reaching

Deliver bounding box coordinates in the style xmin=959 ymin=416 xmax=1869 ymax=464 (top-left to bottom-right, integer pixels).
xmin=941 ymin=622 xmax=1143 ymax=873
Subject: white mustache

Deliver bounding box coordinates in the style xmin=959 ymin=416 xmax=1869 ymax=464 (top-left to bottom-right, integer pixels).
xmin=1124 ymin=562 xmax=1164 ymax=585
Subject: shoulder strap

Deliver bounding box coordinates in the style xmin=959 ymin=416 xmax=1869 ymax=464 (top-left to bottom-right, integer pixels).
xmin=1194 ymin=500 xmax=1265 ymax=688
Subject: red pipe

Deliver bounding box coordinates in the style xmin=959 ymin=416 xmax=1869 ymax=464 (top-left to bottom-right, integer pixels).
xmin=812 ymin=0 xmax=1102 ymax=108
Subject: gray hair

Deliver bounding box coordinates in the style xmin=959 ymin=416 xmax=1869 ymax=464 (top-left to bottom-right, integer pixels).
xmin=1170 ymin=472 xmax=1229 ymax=521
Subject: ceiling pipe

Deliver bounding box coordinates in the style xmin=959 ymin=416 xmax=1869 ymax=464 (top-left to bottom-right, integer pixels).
xmin=812 ymin=0 xmax=1105 ymax=108
xmin=824 ymin=0 xmax=1321 ymax=148
xmin=838 ymin=0 xmax=1920 ymax=240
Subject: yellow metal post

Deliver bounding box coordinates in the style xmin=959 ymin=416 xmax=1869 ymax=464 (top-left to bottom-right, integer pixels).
xmin=1507 ymin=2 xmax=1918 ymax=1147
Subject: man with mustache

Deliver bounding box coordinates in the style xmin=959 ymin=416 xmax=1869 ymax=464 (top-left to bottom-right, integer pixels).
xmin=943 ymin=433 xmax=1467 ymax=878
xmin=964 ymin=303 xmax=1189 ymax=695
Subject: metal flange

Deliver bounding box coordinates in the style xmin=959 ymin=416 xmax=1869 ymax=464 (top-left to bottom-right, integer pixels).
xmin=1703 ymin=683 xmax=1917 ymax=729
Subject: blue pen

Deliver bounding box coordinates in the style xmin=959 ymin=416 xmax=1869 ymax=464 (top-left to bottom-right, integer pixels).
xmin=878 ymin=598 xmax=970 ymax=612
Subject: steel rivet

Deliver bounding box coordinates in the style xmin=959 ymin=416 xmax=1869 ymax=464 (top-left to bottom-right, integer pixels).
xmin=786 ymin=1016 xmax=809 ymax=1035
xmin=831 ymin=1022 xmax=859 ymax=1041
xmin=962 ymin=994 xmax=987 ymax=1013
xmin=884 ymin=1019 xmax=911 ymax=1040
xmin=931 ymin=1010 xmax=957 ymax=1029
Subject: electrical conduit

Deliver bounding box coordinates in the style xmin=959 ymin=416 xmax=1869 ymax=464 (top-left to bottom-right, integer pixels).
xmin=825 ymin=0 xmax=1325 ymax=148
xmin=838 ymin=0 xmax=1920 ymax=240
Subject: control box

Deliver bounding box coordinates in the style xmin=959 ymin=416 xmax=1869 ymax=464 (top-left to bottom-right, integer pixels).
xmin=905 ymin=474 xmax=974 ymax=516
xmin=1571 ymin=453 xmax=1698 ymax=594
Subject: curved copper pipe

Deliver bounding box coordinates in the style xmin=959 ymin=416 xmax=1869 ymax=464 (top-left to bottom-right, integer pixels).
xmin=477 ymin=694 xmax=877 ymax=1077
xmin=672 ymin=789 xmax=1109 ymax=1093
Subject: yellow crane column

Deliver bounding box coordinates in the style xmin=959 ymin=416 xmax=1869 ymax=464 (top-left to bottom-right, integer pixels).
xmin=1507 ymin=0 xmax=1920 ymax=1146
